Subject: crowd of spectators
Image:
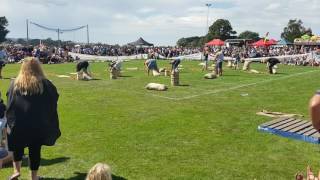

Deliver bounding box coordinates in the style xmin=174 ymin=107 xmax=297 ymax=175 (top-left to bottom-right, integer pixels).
xmin=1 ymin=45 xmax=73 ymax=64
xmin=208 ymin=46 xmax=320 ymax=66
xmin=1 ymin=43 xmax=320 ymax=67
xmin=71 ymin=45 xmax=201 ymax=58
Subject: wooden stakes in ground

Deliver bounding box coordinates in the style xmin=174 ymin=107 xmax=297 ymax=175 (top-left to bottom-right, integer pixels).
xmin=171 ymin=70 xmax=179 ymax=86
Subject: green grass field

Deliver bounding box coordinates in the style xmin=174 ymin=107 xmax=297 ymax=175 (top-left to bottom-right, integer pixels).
xmin=1 ymin=60 xmax=320 ymax=179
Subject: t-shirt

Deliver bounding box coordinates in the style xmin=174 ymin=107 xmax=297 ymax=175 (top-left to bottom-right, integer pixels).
xmin=171 ymin=59 xmax=181 ymax=70
xmin=314 ymin=51 xmax=320 ymax=62
xmin=216 ymin=52 xmax=224 ymax=63
xmin=0 ymin=50 xmax=7 ymax=60
xmin=145 ymin=59 xmax=157 ymax=70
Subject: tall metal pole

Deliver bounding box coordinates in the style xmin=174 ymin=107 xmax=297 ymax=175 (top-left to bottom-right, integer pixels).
xmin=57 ymin=28 xmax=60 ymax=47
xmin=26 ymin=19 xmax=29 ymax=44
xmin=87 ymin=24 xmax=89 ymax=44
xmin=205 ymin=3 xmax=212 ymax=34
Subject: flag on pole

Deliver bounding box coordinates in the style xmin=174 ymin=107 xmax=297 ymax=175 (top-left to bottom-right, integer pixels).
xmin=264 ymin=32 xmax=270 ymax=43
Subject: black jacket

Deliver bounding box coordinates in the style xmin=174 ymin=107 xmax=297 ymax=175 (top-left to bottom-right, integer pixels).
xmin=6 ymin=79 xmax=61 ymax=150
xmin=0 ymin=92 xmax=5 ymax=118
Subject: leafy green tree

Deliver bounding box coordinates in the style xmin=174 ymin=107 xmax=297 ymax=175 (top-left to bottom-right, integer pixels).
xmin=281 ymin=19 xmax=312 ymax=43
xmin=0 ymin=16 xmax=9 ymax=43
xmin=177 ymin=36 xmax=202 ymax=47
xmin=238 ymin=31 xmax=260 ymax=40
xmin=206 ymin=19 xmax=236 ymax=41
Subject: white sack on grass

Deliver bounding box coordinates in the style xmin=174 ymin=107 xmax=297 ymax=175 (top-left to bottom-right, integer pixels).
xmin=250 ymin=69 xmax=260 ymax=74
xmin=204 ymin=73 xmax=217 ymax=79
xmin=57 ymin=75 xmax=71 ymax=78
xmin=83 ymin=73 xmax=93 ymax=80
xmin=153 ymin=70 xmax=161 ymax=76
xmin=272 ymin=65 xmax=278 ymax=74
xmin=126 ymin=67 xmax=138 ymax=70
xmin=145 ymin=83 xmax=168 ymax=91
xmin=242 ymin=60 xmax=252 ymax=71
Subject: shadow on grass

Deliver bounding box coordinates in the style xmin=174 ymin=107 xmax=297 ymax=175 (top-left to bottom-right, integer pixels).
xmin=273 ymin=72 xmax=288 ymax=75
xmin=119 ymin=75 xmax=133 ymax=78
xmin=177 ymin=84 xmax=190 ymax=87
xmin=221 ymin=74 xmax=240 ymax=77
xmin=3 ymin=157 xmax=70 ymax=169
xmin=0 ymin=77 xmax=14 ymax=80
xmin=41 ymin=172 xmax=127 ymax=180
xmin=41 ymin=157 xmax=71 ymax=166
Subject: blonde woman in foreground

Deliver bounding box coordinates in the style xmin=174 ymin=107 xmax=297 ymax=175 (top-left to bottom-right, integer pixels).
xmin=6 ymin=58 xmax=60 ymax=180
xmin=86 ymin=163 xmax=112 ymax=180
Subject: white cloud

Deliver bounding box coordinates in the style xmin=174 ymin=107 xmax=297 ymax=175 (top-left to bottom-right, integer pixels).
xmin=265 ymin=3 xmax=281 ymax=10
xmin=137 ymin=7 xmax=156 ymax=14
xmin=0 ymin=0 xmax=319 ymax=45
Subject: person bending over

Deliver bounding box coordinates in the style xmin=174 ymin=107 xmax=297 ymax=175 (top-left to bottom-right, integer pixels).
xmin=76 ymin=61 xmax=92 ymax=80
xmin=144 ymin=59 xmax=159 ymax=76
xmin=170 ymin=59 xmax=181 ymax=71
xmin=6 ymin=58 xmax=61 ymax=180
xmin=267 ymin=58 xmax=280 ymax=74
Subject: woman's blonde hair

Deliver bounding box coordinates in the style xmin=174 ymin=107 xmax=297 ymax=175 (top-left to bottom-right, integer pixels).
xmin=86 ymin=163 xmax=112 ymax=180
xmin=14 ymin=57 xmax=45 ymax=95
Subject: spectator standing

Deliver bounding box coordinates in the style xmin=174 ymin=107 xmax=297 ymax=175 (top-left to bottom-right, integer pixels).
xmin=6 ymin=58 xmax=61 ymax=180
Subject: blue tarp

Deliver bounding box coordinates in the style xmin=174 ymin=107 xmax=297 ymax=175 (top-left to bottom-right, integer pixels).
xmin=276 ymin=39 xmax=293 ymax=46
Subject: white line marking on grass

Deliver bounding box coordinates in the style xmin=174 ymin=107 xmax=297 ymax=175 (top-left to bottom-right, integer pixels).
xmin=157 ymin=70 xmax=319 ymax=101
xmin=149 ymin=93 xmax=179 ymax=100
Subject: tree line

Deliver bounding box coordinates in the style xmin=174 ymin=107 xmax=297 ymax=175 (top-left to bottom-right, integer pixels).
xmin=177 ymin=19 xmax=313 ymax=47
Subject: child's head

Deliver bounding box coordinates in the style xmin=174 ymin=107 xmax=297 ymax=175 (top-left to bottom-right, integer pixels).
xmin=86 ymin=163 xmax=112 ymax=180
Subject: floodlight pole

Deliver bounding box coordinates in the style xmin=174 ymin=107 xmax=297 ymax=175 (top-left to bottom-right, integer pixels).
xmin=57 ymin=28 xmax=61 ymax=47
xmin=205 ymin=3 xmax=212 ymax=34
xmin=87 ymin=24 xmax=89 ymax=45
xmin=26 ymin=19 xmax=29 ymax=44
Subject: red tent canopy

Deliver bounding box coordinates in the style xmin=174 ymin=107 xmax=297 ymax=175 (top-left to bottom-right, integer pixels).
xmin=267 ymin=39 xmax=277 ymax=45
xmin=252 ymin=39 xmax=277 ymax=47
xmin=206 ymin=39 xmax=225 ymax=46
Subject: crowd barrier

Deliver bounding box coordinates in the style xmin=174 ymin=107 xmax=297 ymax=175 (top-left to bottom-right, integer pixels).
xmin=68 ymin=52 xmax=148 ymax=62
xmin=69 ymin=52 xmax=311 ymax=63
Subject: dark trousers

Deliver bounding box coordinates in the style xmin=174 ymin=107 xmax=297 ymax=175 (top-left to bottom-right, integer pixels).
xmin=13 ymin=144 xmax=42 ymax=171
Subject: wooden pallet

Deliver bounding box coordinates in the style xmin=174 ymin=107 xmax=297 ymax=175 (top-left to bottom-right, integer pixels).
xmin=258 ymin=117 xmax=320 ymax=144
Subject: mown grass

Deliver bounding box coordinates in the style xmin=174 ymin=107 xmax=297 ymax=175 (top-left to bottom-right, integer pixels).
xmin=0 ymin=60 xmax=320 ymax=179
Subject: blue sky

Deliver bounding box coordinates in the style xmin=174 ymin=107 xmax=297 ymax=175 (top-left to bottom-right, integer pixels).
xmin=0 ymin=0 xmax=319 ymax=46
